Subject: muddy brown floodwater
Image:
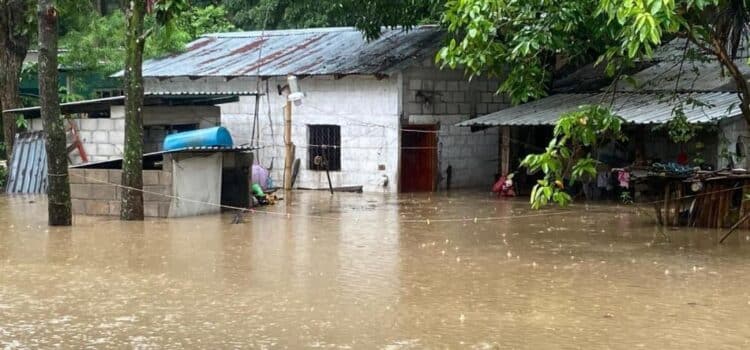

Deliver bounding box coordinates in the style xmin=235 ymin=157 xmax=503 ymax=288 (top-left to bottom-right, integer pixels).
xmin=2 ymin=192 xmax=750 ymax=349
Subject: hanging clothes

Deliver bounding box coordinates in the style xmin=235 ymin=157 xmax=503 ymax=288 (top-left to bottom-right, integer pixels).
xmin=252 ymin=164 xmax=270 ymax=190
xmin=617 ymin=170 xmax=630 ymax=189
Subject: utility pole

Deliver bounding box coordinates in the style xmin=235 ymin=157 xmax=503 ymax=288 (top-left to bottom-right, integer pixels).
xmin=282 ymin=75 xmax=303 ymax=191
xmin=283 ymin=99 xmax=293 ymax=190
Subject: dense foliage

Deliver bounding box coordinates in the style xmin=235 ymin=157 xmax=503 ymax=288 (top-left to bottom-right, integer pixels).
xmin=196 ymin=0 xmax=439 ymax=38
xmin=438 ymin=0 xmax=618 ymax=104
xmin=61 ymin=4 xmax=235 ymax=76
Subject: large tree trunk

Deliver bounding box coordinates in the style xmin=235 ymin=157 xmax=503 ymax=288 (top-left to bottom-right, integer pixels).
xmin=120 ymin=0 xmax=146 ymax=220
xmin=0 ymin=0 xmax=32 ymax=161
xmin=39 ymin=0 xmax=71 ymax=226
xmin=711 ymin=39 xmax=750 ymax=127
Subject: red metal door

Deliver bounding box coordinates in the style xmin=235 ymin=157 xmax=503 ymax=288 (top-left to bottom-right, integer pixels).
xmin=400 ymin=125 xmax=438 ymax=192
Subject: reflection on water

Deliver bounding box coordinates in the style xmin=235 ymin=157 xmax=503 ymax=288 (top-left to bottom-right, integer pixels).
xmin=2 ymin=192 xmax=750 ymax=349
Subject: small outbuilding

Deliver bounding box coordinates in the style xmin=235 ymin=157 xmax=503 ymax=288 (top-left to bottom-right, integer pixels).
xmin=68 ymin=145 xmax=255 ymax=218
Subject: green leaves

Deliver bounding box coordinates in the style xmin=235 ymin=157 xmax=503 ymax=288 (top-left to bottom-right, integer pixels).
xmin=652 ymin=104 xmax=703 ymax=144
xmin=521 ymin=105 xmax=625 ymax=209
xmin=438 ymin=0 xmax=614 ymax=105
xmin=60 ymin=4 xmax=235 ymax=81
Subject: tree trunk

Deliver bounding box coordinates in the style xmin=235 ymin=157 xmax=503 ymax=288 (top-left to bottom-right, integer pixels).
xmin=0 ymin=0 xmax=33 ymax=161
xmin=711 ymin=39 xmax=750 ymax=127
xmin=120 ymin=0 xmax=146 ymax=220
xmin=39 ymin=0 xmax=71 ymax=226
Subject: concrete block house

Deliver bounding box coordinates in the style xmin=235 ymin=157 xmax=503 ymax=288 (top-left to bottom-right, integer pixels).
xmin=137 ymin=26 xmax=509 ymax=193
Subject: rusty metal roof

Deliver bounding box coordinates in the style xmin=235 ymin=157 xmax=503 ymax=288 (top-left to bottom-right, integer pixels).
xmin=131 ymin=26 xmax=444 ymax=78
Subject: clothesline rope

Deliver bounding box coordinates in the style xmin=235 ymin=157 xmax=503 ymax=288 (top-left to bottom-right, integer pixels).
xmin=65 ymin=170 xmax=749 ymax=226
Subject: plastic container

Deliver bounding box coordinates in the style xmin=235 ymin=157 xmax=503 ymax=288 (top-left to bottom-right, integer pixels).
xmin=163 ymin=126 xmax=234 ymax=151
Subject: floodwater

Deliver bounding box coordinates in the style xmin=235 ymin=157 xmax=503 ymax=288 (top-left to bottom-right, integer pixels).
xmin=2 ymin=192 xmax=750 ymax=349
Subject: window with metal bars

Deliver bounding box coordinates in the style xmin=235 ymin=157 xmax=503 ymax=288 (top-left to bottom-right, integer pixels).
xmin=308 ymin=125 xmax=341 ymax=171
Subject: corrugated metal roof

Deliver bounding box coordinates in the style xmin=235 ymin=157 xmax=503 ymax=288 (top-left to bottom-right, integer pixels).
xmin=610 ymin=58 xmax=750 ymax=92
xmin=144 ymin=91 xmax=259 ymax=96
xmin=69 ymin=145 xmax=259 ymax=169
xmin=457 ymin=92 xmax=742 ymax=127
xmin=126 ymin=26 xmax=443 ymax=78
xmin=650 ymin=38 xmax=750 ymax=62
xmin=6 ymin=131 xmax=48 ymax=194
xmin=3 ymin=91 xmax=259 ymax=117
xmin=160 ymin=145 xmax=257 ymax=153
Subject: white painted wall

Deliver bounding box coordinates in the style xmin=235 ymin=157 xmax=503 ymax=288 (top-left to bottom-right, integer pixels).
xmin=169 ymin=153 xmax=223 ymax=217
xmin=146 ymin=75 xmax=401 ymax=193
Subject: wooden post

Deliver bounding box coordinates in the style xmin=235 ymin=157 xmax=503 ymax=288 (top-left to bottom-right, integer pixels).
xmin=663 ymin=182 xmax=671 ymax=227
xmin=673 ymin=184 xmax=682 ymax=226
xmin=501 ymin=126 xmax=510 ymax=176
xmin=283 ymin=100 xmax=293 ymax=190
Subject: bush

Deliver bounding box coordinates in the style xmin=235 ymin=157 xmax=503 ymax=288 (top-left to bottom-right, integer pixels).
xmin=0 ymin=162 xmax=7 ymax=190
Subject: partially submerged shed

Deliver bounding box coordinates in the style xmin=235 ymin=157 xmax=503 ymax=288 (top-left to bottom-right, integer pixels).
xmin=458 ymin=91 xmax=743 ymax=193
xmin=458 ymin=38 xmax=750 ymax=195
xmin=69 ymin=146 xmax=255 ymax=218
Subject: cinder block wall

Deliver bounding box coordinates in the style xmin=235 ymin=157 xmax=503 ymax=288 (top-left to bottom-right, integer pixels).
xmin=69 ymin=168 xmax=173 ymax=217
xmin=29 ymin=105 xmax=219 ymax=164
xmin=402 ymin=57 xmax=507 ymax=190
xmin=30 ymin=118 xmax=125 ymax=163
xmin=719 ymin=117 xmax=749 ymax=169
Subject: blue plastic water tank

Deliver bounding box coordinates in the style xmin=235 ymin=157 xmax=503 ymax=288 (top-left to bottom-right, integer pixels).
xmin=163 ymin=126 xmax=234 ymax=151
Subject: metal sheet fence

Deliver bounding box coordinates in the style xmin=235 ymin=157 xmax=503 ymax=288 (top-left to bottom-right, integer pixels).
xmin=6 ymin=131 xmax=48 ymax=194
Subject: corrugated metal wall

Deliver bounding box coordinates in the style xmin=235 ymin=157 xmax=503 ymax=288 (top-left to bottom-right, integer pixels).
xmin=6 ymin=131 xmax=48 ymax=194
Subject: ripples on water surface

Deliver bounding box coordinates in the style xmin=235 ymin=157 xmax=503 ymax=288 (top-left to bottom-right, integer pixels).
xmin=1 ymin=192 xmax=750 ymax=349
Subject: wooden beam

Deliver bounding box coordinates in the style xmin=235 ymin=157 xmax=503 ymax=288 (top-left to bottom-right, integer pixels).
xmin=501 ymin=126 xmax=510 ymax=176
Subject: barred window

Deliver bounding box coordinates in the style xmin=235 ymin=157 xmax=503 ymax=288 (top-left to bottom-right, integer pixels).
xmin=308 ymin=125 xmax=341 ymax=171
